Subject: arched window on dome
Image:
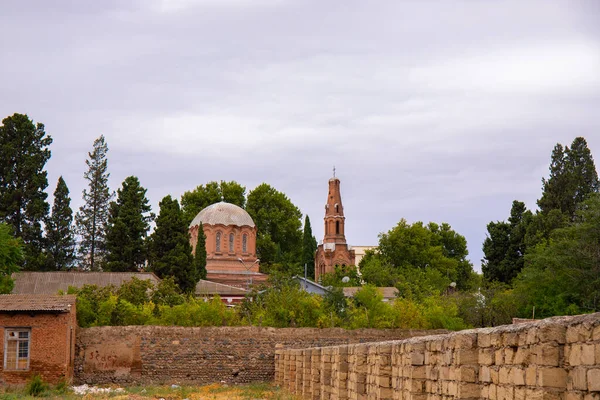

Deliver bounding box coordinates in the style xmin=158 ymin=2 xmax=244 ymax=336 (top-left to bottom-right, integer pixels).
xmin=242 ymin=234 xmax=248 ymax=253
xmin=229 ymin=233 xmax=234 ymax=253
xmin=216 ymin=232 xmax=221 ymax=252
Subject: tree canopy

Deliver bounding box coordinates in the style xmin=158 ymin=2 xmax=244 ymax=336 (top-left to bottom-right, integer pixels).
xmin=246 ymin=183 xmax=303 ymax=272
xmin=105 ymin=176 xmax=153 ymax=272
xmin=0 ymin=113 xmax=52 ymax=270
xmin=302 ymin=215 xmax=318 ymax=279
xmin=149 ymin=195 xmax=197 ymax=293
xmin=45 ymin=176 xmax=76 ymax=270
xmin=75 ymin=135 xmax=113 ymax=270
xmin=181 ymin=181 xmax=246 ymax=225
xmin=0 ymin=223 xmax=22 ymax=293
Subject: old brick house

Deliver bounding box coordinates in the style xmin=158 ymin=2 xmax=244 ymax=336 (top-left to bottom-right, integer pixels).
xmin=0 ymin=295 xmax=77 ymax=384
xmin=189 ymin=202 xmax=267 ymax=288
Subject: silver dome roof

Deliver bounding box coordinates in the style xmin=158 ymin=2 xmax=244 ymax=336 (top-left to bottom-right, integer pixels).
xmin=189 ymin=202 xmax=255 ymax=228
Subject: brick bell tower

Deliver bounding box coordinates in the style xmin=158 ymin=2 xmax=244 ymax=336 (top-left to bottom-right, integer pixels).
xmin=314 ymin=169 xmax=355 ymax=281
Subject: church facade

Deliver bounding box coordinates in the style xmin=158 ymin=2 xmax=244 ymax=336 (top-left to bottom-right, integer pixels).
xmin=189 ymin=202 xmax=267 ymax=288
xmin=314 ymin=176 xmax=356 ymax=280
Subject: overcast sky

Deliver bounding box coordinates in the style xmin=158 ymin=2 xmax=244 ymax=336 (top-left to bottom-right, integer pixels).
xmin=2 ymin=0 xmax=599 ymax=271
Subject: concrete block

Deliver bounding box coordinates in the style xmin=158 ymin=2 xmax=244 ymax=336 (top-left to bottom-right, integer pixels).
xmin=455 ymin=348 xmax=478 ymax=365
xmin=538 ymin=324 xmax=566 ymax=344
xmin=480 ymin=348 xmax=495 ymax=365
xmin=525 ymin=365 xmax=537 ymax=386
xmin=567 ymin=323 xmax=592 ymax=343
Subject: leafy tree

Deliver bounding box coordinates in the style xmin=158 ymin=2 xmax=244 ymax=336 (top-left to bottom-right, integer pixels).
xmin=513 ymin=194 xmax=600 ymax=318
xmin=105 ymin=176 xmax=153 ymax=272
xmin=0 ymin=113 xmax=52 ymax=270
xmin=246 ymin=183 xmax=303 ymax=271
xmin=181 ymin=181 xmax=246 ymax=225
xmin=361 ymin=219 xmax=474 ymax=290
xmin=538 ymin=137 xmax=599 ymax=219
xmin=193 ymin=222 xmax=207 ymax=280
xmin=320 ymin=265 xmax=361 ymax=287
xmin=148 ymin=195 xmax=197 ymax=293
xmin=0 ymin=223 xmax=22 ymax=293
xmin=482 ymin=201 xmax=532 ymax=284
xmin=75 ymin=135 xmax=113 ymax=270
xmin=301 ymin=215 xmax=318 ymax=279
xmin=44 ymin=177 xmax=76 ymax=270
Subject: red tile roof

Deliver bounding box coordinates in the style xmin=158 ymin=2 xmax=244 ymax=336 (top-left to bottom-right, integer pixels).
xmin=0 ymin=294 xmax=76 ymax=312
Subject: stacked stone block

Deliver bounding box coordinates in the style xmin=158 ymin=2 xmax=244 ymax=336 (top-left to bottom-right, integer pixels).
xmin=276 ymin=312 xmax=600 ymax=399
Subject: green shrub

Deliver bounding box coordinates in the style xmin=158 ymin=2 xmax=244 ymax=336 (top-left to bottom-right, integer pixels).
xmin=25 ymin=374 xmax=48 ymax=397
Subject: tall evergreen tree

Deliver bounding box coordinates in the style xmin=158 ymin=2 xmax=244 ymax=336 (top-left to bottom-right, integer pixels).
xmin=0 ymin=113 xmax=52 ymax=270
xmin=301 ymin=215 xmax=318 ymax=280
xmin=45 ymin=177 xmax=75 ymax=270
xmin=482 ymin=201 xmax=532 ymax=284
xmin=193 ymin=222 xmax=207 ymax=280
xmin=105 ymin=176 xmax=153 ymax=272
xmin=0 ymin=223 xmax=23 ymax=293
xmin=75 ymin=135 xmax=113 ymax=270
xmin=149 ymin=195 xmax=197 ymax=293
xmin=538 ymin=137 xmax=599 ymax=219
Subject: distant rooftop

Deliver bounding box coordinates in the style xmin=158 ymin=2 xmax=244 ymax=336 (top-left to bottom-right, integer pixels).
xmin=0 ymin=294 xmax=76 ymax=312
xmin=11 ymin=272 xmax=160 ymax=295
xmin=196 ymin=279 xmax=247 ymax=296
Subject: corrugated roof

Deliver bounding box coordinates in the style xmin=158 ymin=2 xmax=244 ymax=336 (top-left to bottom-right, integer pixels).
xmin=196 ymin=279 xmax=248 ymax=296
xmin=189 ymin=202 xmax=255 ymax=228
xmin=343 ymin=287 xmax=398 ymax=299
xmin=0 ymin=294 xmax=76 ymax=312
xmin=11 ymin=272 xmax=160 ymax=295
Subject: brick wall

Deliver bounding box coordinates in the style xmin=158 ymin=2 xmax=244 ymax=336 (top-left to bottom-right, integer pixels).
xmin=74 ymin=326 xmax=443 ymax=385
xmin=0 ymin=308 xmax=76 ymax=385
xmin=275 ymin=312 xmax=600 ymax=399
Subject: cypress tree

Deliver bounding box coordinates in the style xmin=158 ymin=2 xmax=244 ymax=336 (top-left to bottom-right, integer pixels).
xmin=149 ymin=196 xmax=197 ymax=293
xmin=0 ymin=113 xmax=52 ymax=270
xmin=75 ymin=135 xmax=113 ymax=270
xmin=302 ymin=215 xmax=318 ymax=279
xmin=193 ymin=222 xmax=207 ymax=280
xmin=538 ymin=137 xmax=599 ymax=219
xmin=45 ymin=177 xmax=76 ymax=270
xmin=105 ymin=176 xmax=153 ymax=272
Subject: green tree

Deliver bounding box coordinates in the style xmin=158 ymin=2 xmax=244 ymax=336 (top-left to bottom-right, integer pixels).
xmin=45 ymin=177 xmax=75 ymax=270
xmin=301 ymin=215 xmax=318 ymax=279
xmin=246 ymin=183 xmax=303 ymax=271
xmin=105 ymin=176 xmax=153 ymax=272
xmin=482 ymin=201 xmax=532 ymax=284
xmin=538 ymin=137 xmax=599 ymax=219
xmin=0 ymin=113 xmax=52 ymax=270
xmin=0 ymin=223 xmax=22 ymax=293
xmin=193 ymin=222 xmax=207 ymax=280
xmin=75 ymin=135 xmax=113 ymax=270
xmin=513 ymin=194 xmax=600 ymax=318
xmin=181 ymin=181 xmax=246 ymax=225
xmin=148 ymin=195 xmax=197 ymax=293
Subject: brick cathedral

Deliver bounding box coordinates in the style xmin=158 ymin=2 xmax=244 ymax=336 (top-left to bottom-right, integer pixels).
xmin=314 ymin=173 xmax=356 ymax=280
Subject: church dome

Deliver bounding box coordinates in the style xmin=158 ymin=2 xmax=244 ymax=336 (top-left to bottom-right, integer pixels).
xmin=189 ymin=202 xmax=255 ymax=228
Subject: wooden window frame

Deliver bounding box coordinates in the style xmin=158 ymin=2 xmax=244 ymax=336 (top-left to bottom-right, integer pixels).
xmin=4 ymin=327 xmax=31 ymax=371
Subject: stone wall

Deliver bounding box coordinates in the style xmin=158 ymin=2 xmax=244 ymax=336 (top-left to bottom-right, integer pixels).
xmin=275 ymin=312 xmax=600 ymax=399
xmin=75 ymin=326 xmax=443 ymax=385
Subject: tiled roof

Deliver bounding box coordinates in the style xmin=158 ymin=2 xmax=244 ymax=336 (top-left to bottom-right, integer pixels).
xmin=343 ymin=287 xmax=399 ymax=299
xmin=196 ymin=279 xmax=248 ymax=296
xmin=0 ymin=294 xmax=76 ymax=312
xmin=190 ymin=202 xmax=255 ymax=228
xmin=11 ymin=272 xmax=160 ymax=295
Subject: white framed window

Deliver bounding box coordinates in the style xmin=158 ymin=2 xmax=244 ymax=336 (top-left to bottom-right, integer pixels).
xmin=4 ymin=328 xmax=30 ymax=371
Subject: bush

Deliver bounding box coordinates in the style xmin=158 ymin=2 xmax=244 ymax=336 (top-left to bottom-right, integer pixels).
xmin=25 ymin=374 xmax=48 ymax=397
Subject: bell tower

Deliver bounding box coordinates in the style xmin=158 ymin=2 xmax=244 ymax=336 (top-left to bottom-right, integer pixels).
xmin=323 ymin=175 xmax=346 ymax=244
xmin=314 ymin=169 xmax=355 ymax=281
